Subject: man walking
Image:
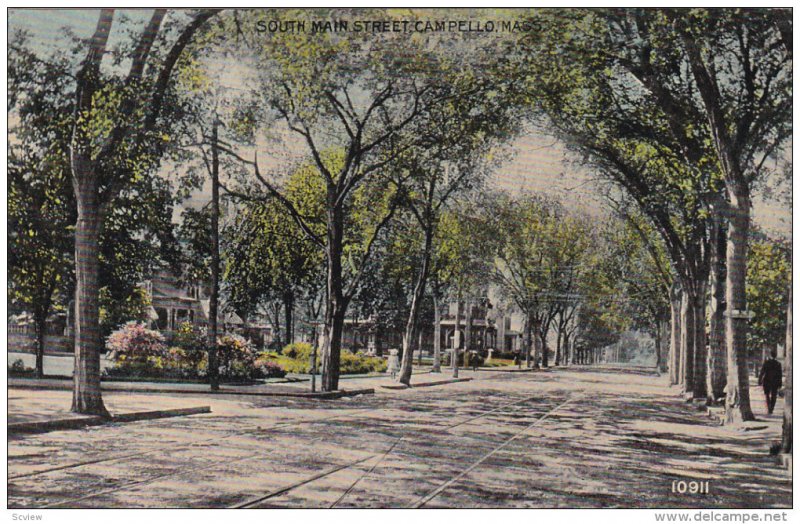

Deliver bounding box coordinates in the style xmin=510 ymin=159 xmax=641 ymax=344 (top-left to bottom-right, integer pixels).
xmin=758 ymin=350 xmax=783 ymax=415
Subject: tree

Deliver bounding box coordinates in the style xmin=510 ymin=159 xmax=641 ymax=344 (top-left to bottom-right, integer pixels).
xmin=600 ymin=213 xmax=671 ymax=371
xmin=224 ymin=187 xmax=324 ymax=350
xmin=520 ymin=9 xmax=730 ymax=400
xmin=9 ymin=28 xmax=182 ymax=380
xmin=67 ymin=8 xmax=218 ymax=414
xmin=781 ymin=284 xmax=792 ymax=454
xmin=746 ymin=236 xmax=791 ymax=356
xmin=8 ymin=137 xmax=74 ymax=379
xmin=220 ymin=9 xmax=516 ymax=390
xmin=432 ymin=203 xmax=497 ymax=375
xmin=9 ymin=31 xmax=76 ymax=378
xmin=391 ymin=103 xmax=516 ymax=384
xmin=490 ymin=193 xmax=599 ymax=369
xmin=670 ymin=9 xmax=791 ymax=421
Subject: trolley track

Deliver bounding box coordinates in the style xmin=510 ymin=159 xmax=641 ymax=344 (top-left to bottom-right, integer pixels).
xmin=228 ymin=392 xmax=567 ymax=509
xmin=11 ymin=387 xmax=562 ymax=509
xmin=8 ymin=408 xmax=375 ymax=481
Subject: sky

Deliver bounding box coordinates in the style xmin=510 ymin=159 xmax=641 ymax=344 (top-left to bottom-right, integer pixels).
xmin=8 ymin=8 xmax=792 ymax=239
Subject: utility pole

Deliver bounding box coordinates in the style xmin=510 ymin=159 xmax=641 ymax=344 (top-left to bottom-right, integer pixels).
xmin=208 ymin=118 xmax=221 ymax=391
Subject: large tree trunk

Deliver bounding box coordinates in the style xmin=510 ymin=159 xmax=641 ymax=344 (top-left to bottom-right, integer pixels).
xmin=207 ymin=121 xmax=220 ymax=391
xmin=519 ymin=315 xmax=528 ymax=369
xmin=452 ymin=298 xmax=461 ymax=378
xmin=680 ymin=30 xmax=754 ymax=422
xmin=283 ymin=290 xmax=294 ymax=346
xmin=564 ymin=330 xmax=571 ymax=366
xmin=72 ymin=203 xmax=109 ymax=417
xmin=555 ymin=327 xmax=562 ymax=366
xmin=679 ymin=288 xmax=695 ymax=394
xmin=724 ymin=184 xmax=755 ymax=422
xmin=398 ymin=228 xmax=433 ymax=385
xmin=531 ymin=317 xmax=541 ymax=368
xmin=539 ymin=321 xmax=549 ymax=368
xmin=432 ymin=291 xmax=441 ymax=373
xmin=692 ymin=284 xmax=708 ymax=400
xmin=782 ymin=284 xmax=792 ymax=454
xmin=69 ymin=10 xmax=113 ymax=418
xmin=320 ymin=204 xmax=347 ymax=392
xmin=463 ymin=298 xmax=473 ymax=367
xmin=669 ymin=286 xmax=682 ymax=385
xmin=654 ymin=320 xmax=662 ymax=372
xmin=707 ymin=215 xmax=727 ymax=402
xmin=34 ymin=310 xmax=47 ymax=379
xmin=524 ymin=315 xmax=533 ymax=368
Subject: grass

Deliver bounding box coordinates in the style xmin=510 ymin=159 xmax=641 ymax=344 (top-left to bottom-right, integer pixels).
xmin=262 ymin=351 xmax=387 ymax=375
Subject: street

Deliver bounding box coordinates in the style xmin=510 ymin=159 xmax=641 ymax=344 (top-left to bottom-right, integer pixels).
xmin=8 ymin=367 xmax=791 ymax=509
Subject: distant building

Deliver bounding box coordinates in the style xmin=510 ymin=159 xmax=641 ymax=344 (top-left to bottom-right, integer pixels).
xmin=141 ymin=269 xmax=273 ymax=347
xmin=339 ymin=297 xmax=522 ymax=357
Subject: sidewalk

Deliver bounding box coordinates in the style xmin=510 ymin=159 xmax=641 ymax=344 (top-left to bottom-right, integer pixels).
xmin=8 ymin=388 xmax=211 ymax=434
xmin=706 ymin=382 xmax=786 ymax=428
xmin=8 ymin=376 xmax=373 ymax=399
xmin=8 ymin=365 xmax=515 ymax=403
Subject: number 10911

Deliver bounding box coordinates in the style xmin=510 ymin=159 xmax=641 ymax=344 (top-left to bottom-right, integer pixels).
xmin=672 ymin=480 xmax=710 ymax=494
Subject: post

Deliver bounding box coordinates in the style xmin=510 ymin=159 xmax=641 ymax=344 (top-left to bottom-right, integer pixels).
xmin=452 ymin=299 xmax=461 ymax=378
xmin=207 ymin=119 xmax=220 ymax=391
xmin=432 ymin=291 xmax=441 ymax=373
xmin=311 ymin=335 xmax=318 ymax=393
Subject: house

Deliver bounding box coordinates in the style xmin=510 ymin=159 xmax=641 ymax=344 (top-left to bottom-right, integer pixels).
xmin=339 ymin=296 xmax=523 ymax=357
xmin=140 ymin=269 xmax=273 ymax=347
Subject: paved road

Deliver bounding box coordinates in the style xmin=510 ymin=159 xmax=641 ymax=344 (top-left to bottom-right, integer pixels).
xmin=7 ymin=368 xmax=791 ymax=509
xmin=8 ymin=352 xmax=114 ymax=376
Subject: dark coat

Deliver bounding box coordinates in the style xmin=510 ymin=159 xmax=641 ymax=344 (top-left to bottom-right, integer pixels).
xmin=759 ymin=358 xmax=783 ymax=389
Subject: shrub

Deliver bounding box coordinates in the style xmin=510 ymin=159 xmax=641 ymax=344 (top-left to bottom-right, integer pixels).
xmin=340 ymin=349 xmax=387 ymax=374
xmin=254 ymin=356 xmax=288 ymax=378
xmin=105 ymin=323 xmax=279 ymax=381
xmin=281 ymin=342 xmax=313 ymax=360
xmin=8 ymin=358 xmax=34 ymax=376
xmin=170 ymin=322 xmax=206 ymax=351
xmin=106 ymin=322 xmax=167 ymax=364
xmin=216 ymin=333 xmax=287 ymax=381
xmin=271 ymin=345 xmax=385 ymax=375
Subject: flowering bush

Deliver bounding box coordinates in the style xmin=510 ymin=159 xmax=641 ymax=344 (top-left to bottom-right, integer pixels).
xmin=104 ymin=323 xmax=285 ymax=381
xmin=168 ymin=322 xmax=207 ymax=370
xmin=216 ymin=334 xmax=259 ymax=381
xmin=106 ymin=322 xmax=167 ymax=364
xmin=254 ymin=356 xmax=288 ymax=379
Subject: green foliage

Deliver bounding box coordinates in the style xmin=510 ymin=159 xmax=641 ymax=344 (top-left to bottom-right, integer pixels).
xmin=9 ymin=29 xmax=184 ymax=331
xmin=268 ymin=344 xmax=386 ymax=375
xmin=747 ymin=237 xmax=791 ymax=351
xmin=105 ymin=322 xmax=285 ymax=381
xmin=281 ymin=342 xmax=313 ymax=360
xmin=8 ymin=31 xmax=76 ymax=326
xmin=99 ymin=287 xmax=152 ymax=338
xmin=8 ymin=358 xmax=35 ymax=376
xmin=490 ymin=193 xmax=590 ymax=320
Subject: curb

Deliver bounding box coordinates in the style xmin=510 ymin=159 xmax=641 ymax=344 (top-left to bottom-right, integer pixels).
xmin=487 ymin=367 xmax=536 ymax=373
xmin=381 ymin=378 xmax=472 ymax=390
xmin=245 ymin=388 xmax=375 ymax=399
xmin=706 ymin=406 xmax=773 ymax=432
xmin=8 ymin=381 xmax=374 ymax=399
xmin=8 ymin=406 xmax=211 ymax=435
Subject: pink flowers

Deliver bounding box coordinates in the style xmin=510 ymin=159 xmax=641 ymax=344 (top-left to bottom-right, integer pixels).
xmin=106 ymin=322 xmax=167 ymax=363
